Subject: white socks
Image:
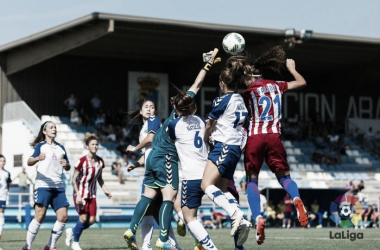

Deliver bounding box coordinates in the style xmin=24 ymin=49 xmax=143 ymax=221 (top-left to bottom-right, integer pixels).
xmin=47 ymin=220 xmax=66 ymax=248
xmin=25 ymin=219 xmax=41 ymax=248
xmin=224 ymin=192 xmax=240 ymax=210
xmin=141 ymin=215 xmax=155 ymax=248
xmin=177 ymin=211 xmax=185 ymax=223
xmin=0 ymin=213 xmax=4 ymax=235
xmin=188 ymin=220 xmax=216 ymax=250
xmin=205 ymin=185 xmax=237 ymax=218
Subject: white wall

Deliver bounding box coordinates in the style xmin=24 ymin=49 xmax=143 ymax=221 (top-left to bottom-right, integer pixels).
xmin=1 ymin=120 xmax=36 ymax=181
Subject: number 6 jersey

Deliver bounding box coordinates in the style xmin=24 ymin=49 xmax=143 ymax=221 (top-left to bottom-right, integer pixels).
xmin=168 ymin=115 xmax=208 ymax=180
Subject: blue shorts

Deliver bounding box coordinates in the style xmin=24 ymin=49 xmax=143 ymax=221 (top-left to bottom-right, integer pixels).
xmin=34 ymin=188 xmax=69 ymax=211
xmin=0 ymin=200 xmax=6 ymax=209
xmin=181 ymin=180 xmax=204 ymax=209
xmin=208 ymin=142 xmax=241 ymax=180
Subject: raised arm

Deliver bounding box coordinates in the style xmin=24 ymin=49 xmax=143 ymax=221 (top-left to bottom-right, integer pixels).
xmin=188 ymin=49 xmax=221 ymax=95
xmin=286 ymin=59 xmax=306 ymax=90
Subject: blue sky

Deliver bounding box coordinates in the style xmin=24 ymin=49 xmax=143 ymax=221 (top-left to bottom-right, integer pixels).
xmin=0 ymin=0 xmax=379 ymax=46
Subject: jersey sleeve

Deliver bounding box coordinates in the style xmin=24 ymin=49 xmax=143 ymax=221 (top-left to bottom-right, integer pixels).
xmin=168 ymin=118 xmax=181 ymax=140
xmin=147 ymin=115 xmax=161 ymax=133
xmin=100 ymin=158 xmax=105 ymax=169
xmin=208 ymin=96 xmax=229 ymax=120
xmin=276 ymin=81 xmax=288 ymax=93
xmin=30 ymin=143 xmax=42 ymax=158
xmin=186 ymin=91 xmax=196 ymax=98
xmin=74 ymin=159 xmax=83 ymax=171
xmin=196 ymin=115 xmax=207 ymax=125
xmin=6 ymin=171 xmax=12 ymax=184
xmin=58 ymin=144 xmax=70 ymax=163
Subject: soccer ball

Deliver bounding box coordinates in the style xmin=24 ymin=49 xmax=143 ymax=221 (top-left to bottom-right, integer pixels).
xmin=339 ymin=203 xmax=353 ymax=219
xmin=222 ymin=32 xmax=245 ymax=55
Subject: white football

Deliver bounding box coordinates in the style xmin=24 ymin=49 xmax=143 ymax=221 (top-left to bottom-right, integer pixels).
xmin=222 ymin=32 xmax=245 ymax=55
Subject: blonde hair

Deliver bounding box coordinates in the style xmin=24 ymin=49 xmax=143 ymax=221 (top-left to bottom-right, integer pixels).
xmin=83 ymin=133 xmax=98 ymax=146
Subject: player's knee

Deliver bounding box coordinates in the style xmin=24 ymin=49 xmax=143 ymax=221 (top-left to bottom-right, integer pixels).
xmin=34 ymin=213 xmax=46 ymax=223
xmin=89 ymin=217 xmax=96 ymax=225
xmin=57 ymin=214 xmax=68 ymax=223
xmin=201 ymin=181 xmax=209 ymax=192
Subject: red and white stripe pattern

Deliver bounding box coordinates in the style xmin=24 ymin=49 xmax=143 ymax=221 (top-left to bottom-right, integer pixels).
xmin=75 ymin=155 xmax=104 ymax=199
xmin=243 ymin=79 xmax=288 ymax=136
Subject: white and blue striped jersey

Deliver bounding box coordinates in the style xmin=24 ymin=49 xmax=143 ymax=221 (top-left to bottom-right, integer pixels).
xmin=208 ymin=93 xmax=248 ymax=145
xmin=139 ymin=115 xmax=161 ymax=159
xmin=30 ymin=141 xmax=69 ymax=189
xmin=168 ymin=115 xmax=208 ymax=180
xmin=0 ymin=169 xmax=11 ymax=201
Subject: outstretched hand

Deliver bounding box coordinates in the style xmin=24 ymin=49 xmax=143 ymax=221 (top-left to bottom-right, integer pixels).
xmin=286 ymin=59 xmax=296 ymax=72
xmin=202 ymin=49 xmax=221 ymax=71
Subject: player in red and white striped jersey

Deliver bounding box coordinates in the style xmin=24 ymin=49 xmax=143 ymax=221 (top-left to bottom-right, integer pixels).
xmin=66 ymin=133 xmax=112 ymax=250
xmin=224 ymin=47 xmax=308 ymax=246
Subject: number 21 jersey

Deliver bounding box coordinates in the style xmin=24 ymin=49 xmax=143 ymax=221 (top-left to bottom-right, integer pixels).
xmin=242 ymin=78 xmax=288 ymax=135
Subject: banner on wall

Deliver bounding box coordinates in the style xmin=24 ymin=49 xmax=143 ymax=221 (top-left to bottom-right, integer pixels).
xmin=128 ymin=71 xmax=169 ymax=119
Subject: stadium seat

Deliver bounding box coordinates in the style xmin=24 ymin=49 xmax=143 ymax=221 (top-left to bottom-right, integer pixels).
xmin=74 ymin=141 xmax=83 ymax=149
xmin=305 ymin=164 xmax=313 ymax=171
xmin=372 ymin=163 xmax=380 ymax=168
xmin=291 ymin=172 xmax=302 ymax=180
xmin=286 ymin=148 xmax=294 ymax=155
xmin=359 ymin=173 xmax=370 ymax=181
xmin=297 ymin=164 xmax=306 ymax=171
xmin=51 ymin=116 xmax=62 ymax=124
xmin=328 ymin=165 xmax=335 ymax=171
xmin=41 ymin=115 xmax=52 ymax=123
xmin=60 ymin=116 xmax=70 ymax=123
xmin=317 ymin=180 xmax=328 ymax=189
xmin=375 ymin=173 xmax=380 ymax=181
xmin=259 ymin=171 xmax=270 ymax=180
xmin=348 ymin=157 xmax=356 ymax=164
xmin=284 ymin=140 xmax=293 ymax=147
xmin=309 ymin=180 xmax=319 ymax=188
xmin=362 ymin=158 xmax=370 ymax=165
xmin=303 ymin=156 xmax=313 ymax=163
xmin=312 ymin=164 xmax=322 ymax=171
xmin=292 ymin=141 xmax=300 ymax=147
xmin=268 ymin=180 xmax=281 ymax=188
xmin=64 ymin=141 xmax=75 ymax=149
xmin=352 ymin=150 xmax=360 ymax=156
xmin=306 ymin=172 xmax=316 ymax=180
xmin=293 ymin=148 xmax=302 ymax=155
xmin=57 ymin=124 xmax=70 ymax=132
xmin=341 ymin=157 xmax=349 ymax=164
xmin=290 ymin=163 xmax=298 ymax=171
xmin=288 ymin=156 xmax=297 ymax=163
xmin=355 ymin=157 xmax=363 ymax=164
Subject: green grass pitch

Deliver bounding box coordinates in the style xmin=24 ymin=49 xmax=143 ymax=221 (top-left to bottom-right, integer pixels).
xmin=1 ymin=227 xmax=379 ymax=250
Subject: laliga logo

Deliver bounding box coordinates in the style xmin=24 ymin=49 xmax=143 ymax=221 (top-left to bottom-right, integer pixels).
xmin=330 ymin=193 xmax=361 ymax=227
xmin=329 ymin=193 xmax=363 ymax=241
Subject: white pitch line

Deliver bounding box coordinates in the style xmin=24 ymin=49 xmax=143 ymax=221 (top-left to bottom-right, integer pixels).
xmin=267 ymin=237 xmax=380 ymax=241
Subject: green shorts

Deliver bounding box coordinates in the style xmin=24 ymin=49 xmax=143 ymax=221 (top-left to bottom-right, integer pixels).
xmin=144 ymin=149 xmax=179 ymax=190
